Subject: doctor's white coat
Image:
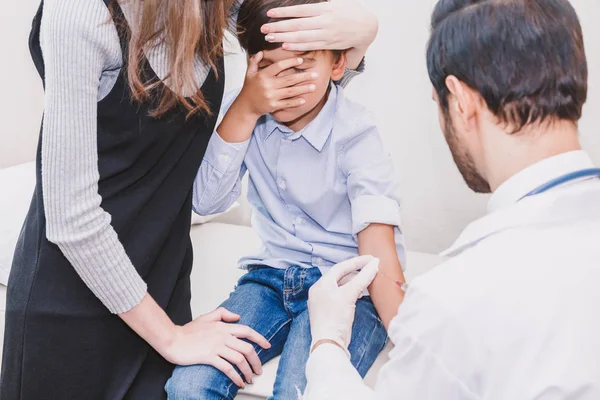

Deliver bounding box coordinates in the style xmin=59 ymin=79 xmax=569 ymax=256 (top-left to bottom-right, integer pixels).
xmin=305 ymin=151 xmax=600 ymax=399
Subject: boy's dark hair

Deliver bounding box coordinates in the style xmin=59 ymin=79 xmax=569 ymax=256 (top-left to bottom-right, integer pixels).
xmin=427 ymin=0 xmax=588 ymax=132
xmin=238 ymin=0 xmax=342 ymax=59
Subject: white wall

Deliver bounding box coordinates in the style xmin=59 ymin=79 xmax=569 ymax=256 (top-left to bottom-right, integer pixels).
xmin=1 ymin=0 xmax=599 ymax=253
xmin=346 ymin=0 xmax=600 ymax=252
xmin=0 ymin=0 xmax=44 ymax=169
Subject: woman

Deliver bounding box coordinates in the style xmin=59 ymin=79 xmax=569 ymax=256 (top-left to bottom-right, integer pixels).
xmin=0 ymin=0 xmax=378 ymax=398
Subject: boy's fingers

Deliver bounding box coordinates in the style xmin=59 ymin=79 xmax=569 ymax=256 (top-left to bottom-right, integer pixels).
xmin=276 ymin=71 xmax=318 ymax=89
xmin=273 ymin=97 xmax=307 ymax=112
xmin=282 ymin=41 xmax=329 ymax=52
xmin=265 ymin=56 xmax=304 ymax=77
xmin=247 ymin=51 xmax=264 ymax=75
xmin=276 ymin=84 xmax=316 ymax=100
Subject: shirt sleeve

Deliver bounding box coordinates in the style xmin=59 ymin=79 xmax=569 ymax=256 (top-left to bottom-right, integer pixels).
xmin=192 ymin=89 xmax=250 ymax=215
xmin=228 ymin=0 xmax=244 ymax=32
xmin=370 ymin=286 xmax=481 ymax=399
xmin=337 ymin=57 xmax=366 ymax=88
xmin=340 ymin=121 xmax=402 ymax=235
xmin=40 ymin=0 xmax=147 ymax=314
xmin=304 ymin=344 xmax=376 ymax=400
xmin=303 ymin=286 xmax=481 ymax=400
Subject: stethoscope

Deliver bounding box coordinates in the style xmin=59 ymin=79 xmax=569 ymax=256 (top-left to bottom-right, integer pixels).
xmin=520 ymin=168 xmax=600 ymax=200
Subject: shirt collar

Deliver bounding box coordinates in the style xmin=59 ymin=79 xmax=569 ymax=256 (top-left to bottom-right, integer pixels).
xmin=487 ymin=150 xmax=594 ymax=213
xmin=442 ymin=150 xmax=597 ymax=258
xmin=261 ymin=82 xmax=338 ymax=152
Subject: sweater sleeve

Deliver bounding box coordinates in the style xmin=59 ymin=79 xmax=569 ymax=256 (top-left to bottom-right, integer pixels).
xmin=40 ymin=0 xmax=147 ymax=314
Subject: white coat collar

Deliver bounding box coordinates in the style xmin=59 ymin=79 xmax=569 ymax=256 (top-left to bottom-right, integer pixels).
xmin=442 ymin=151 xmax=599 ymax=257
xmin=487 ymin=150 xmax=594 ymax=213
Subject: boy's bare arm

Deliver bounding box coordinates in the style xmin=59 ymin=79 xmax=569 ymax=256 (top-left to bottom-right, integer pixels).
xmin=358 ymin=223 xmax=405 ymax=329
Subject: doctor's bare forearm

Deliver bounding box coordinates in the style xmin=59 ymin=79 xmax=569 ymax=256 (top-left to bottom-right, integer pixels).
xmin=358 ymin=224 xmax=405 ymax=329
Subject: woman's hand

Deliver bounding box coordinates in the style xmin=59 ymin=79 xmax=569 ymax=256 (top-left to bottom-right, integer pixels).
xmin=234 ymin=52 xmax=318 ymax=118
xmin=162 ymin=308 xmax=271 ymax=388
xmin=261 ymin=0 xmax=378 ymax=68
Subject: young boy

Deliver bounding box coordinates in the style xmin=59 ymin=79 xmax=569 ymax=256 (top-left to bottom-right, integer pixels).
xmin=166 ymin=0 xmax=406 ymax=398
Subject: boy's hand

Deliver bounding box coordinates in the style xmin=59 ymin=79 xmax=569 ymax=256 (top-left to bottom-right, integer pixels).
xmin=235 ymin=52 xmax=318 ymax=118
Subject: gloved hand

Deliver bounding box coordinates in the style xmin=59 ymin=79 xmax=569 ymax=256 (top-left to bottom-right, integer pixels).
xmin=308 ymin=256 xmax=380 ymax=358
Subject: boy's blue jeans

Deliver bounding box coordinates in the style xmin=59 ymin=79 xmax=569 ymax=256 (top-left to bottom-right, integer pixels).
xmin=165 ymin=265 xmax=388 ymax=400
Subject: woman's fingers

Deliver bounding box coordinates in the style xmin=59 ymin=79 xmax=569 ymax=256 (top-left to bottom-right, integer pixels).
xmin=276 ymin=84 xmax=316 ymax=100
xmin=211 ymin=357 xmax=245 ymax=388
xmin=266 ymin=3 xmax=329 ymax=19
xmin=218 ymin=347 xmax=254 ymax=385
xmin=219 ymin=308 xmax=242 ymax=323
xmin=227 ymin=336 xmax=263 ymax=375
xmin=226 ymin=324 xmax=272 ymax=350
xmin=203 ymin=307 xmax=240 ymax=323
xmin=276 ymin=71 xmax=318 ymax=89
xmin=266 ymin=30 xmax=326 ymax=47
xmin=262 ymin=16 xmax=322 ymax=34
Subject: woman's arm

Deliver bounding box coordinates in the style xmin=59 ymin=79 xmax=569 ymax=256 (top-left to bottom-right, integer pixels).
xmin=261 ymin=0 xmax=379 ymax=70
xmin=41 ymin=0 xmax=269 ymax=386
xmin=42 ymin=0 xmax=146 ymax=315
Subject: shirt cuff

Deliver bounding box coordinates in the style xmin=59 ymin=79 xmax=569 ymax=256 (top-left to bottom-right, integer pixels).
xmin=351 ymin=194 xmax=402 ymax=235
xmin=337 ymin=57 xmax=366 ymax=88
xmin=204 ymin=130 xmax=250 ymax=175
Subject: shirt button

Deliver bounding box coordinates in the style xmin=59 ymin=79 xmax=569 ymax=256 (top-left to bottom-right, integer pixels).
xmin=316 ymin=257 xmax=323 ymax=264
xmin=278 ymin=180 xmax=287 ymax=190
xmin=285 ymin=136 xmax=293 ymax=142
xmin=219 ymin=154 xmax=231 ymax=163
xmin=295 ymin=217 xmax=303 ymax=224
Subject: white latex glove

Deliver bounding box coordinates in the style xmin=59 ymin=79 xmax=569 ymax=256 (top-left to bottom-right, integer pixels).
xmin=308 ymin=255 xmax=380 ymax=358
xmin=261 ymin=0 xmax=378 ymax=52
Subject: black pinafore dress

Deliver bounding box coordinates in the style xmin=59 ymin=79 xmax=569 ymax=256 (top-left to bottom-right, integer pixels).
xmin=0 ymin=1 xmax=224 ymax=399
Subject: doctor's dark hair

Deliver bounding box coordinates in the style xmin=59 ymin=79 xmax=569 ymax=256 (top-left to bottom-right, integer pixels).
xmin=427 ymin=0 xmax=588 ymax=132
xmin=237 ymin=0 xmax=342 ymax=59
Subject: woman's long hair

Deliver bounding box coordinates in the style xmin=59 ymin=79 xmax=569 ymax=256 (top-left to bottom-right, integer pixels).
xmin=116 ymin=0 xmax=234 ymax=117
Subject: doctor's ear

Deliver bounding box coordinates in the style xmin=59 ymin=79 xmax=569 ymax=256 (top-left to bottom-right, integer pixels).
xmin=445 ymin=76 xmax=479 ymax=124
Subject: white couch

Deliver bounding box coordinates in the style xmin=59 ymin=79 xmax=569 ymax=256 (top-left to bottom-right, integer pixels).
xmin=1 ymin=1 xmax=599 ymax=398
xmin=0 ymin=213 xmax=443 ymax=400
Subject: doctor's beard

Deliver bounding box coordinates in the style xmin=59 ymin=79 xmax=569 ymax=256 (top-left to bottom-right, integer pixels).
xmin=442 ymin=112 xmax=491 ymax=194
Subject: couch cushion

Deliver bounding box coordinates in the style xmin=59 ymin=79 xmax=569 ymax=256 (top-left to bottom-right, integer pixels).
xmin=189 ymin=222 xmax=445 ymax=398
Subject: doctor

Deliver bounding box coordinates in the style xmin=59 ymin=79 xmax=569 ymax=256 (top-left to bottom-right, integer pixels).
xmin=303 ymin=0 xmax=600 ymax=399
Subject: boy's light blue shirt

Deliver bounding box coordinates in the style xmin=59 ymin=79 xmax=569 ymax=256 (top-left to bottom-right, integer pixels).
xmin=193 ymin=83 xmax=405 ymax=274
